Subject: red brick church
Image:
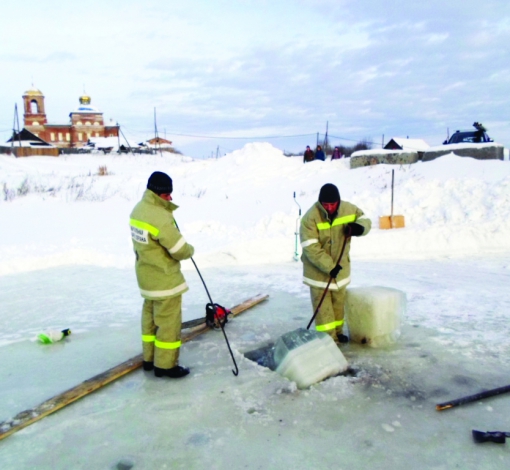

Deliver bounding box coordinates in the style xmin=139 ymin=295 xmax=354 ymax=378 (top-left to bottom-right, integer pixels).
xmin=22 ymin=88 xmax=120 ymax=148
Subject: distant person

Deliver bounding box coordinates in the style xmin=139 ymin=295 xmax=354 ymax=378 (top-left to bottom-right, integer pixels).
xmin=303 ymin=145 xmax=315 ymax=163
xmin=300 ymin=183 xmax=371 ymax=345
xmin=129 ymin=171 xmax=195 ymax=379
xmin=331 ymin=147 xmax=343 ymax=160
xmin=315 ymin=145 xmax=326 ymax=161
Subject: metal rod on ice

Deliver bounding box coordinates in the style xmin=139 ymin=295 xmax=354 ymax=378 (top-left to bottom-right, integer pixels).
xmin=436 ymin=384 xmax=510 ymax=411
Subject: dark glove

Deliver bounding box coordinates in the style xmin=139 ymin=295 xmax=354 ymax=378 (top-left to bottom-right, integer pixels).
xmin=329 ymin=265 xmax=342 ymax=278
xmin=346 ymin=222 xmax=364 ymax=237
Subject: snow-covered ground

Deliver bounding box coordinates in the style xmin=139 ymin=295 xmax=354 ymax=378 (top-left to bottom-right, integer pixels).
xmin=2 ymin=143 xmax=510 ymax=277
xmin=1 ymin=144 xmax=510 ymax=469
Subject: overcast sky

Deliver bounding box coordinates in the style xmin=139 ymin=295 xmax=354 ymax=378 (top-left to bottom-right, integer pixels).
xmin=1 ymin=0 xmax=509 ymax=157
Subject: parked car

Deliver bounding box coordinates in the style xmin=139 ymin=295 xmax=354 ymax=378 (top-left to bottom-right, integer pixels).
xmin=443 ymin=122 xmax=493 ymax=145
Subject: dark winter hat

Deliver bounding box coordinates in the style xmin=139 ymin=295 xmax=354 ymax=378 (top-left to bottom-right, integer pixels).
xmin=147 ymin=171 xmax=173 ymax=195
xmin=318 ymin=183 xmax=340 ymax=203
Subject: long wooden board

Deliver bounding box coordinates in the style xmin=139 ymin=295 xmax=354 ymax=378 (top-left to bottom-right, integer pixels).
xmin=0 ymin=294 xmax=268 ymax=442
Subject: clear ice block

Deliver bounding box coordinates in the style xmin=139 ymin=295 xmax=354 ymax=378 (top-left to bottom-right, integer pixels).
xmin=273 ymin=328 xmax=348 ymax=389
xmin=345 ymin=286 xmax=406 ymax=348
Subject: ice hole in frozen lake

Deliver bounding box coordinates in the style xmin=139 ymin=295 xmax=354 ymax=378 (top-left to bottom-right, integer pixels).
xmin=244 ymin=285 xmax=406 ymax=365
xmin=243 ymin=338 xmax=358 ymax=382
xmin=244 ymin=287 xmax=406 ymax=388
xmin=243 ymin=328 xmax=352 ymax=389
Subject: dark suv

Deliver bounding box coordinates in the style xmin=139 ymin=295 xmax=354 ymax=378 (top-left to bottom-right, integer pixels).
xmin=444 ymin=122 xmax=493 ymax=145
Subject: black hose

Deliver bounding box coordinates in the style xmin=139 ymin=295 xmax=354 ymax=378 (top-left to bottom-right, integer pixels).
xmin=306 ymin=227 xmax=352 ymax=330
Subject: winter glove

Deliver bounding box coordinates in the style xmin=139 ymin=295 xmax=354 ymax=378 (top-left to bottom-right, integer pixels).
xmin=346 ymin=222 xmax=364 ymax=237
xmin=329 ymin=265 xmax=342 ymax=278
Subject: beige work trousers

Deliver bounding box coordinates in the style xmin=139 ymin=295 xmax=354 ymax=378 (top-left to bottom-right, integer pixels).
xmin=310 ymin=286 xmax=347 ymax=344
xmin=141 ymin=296 xmax=182 ymax=369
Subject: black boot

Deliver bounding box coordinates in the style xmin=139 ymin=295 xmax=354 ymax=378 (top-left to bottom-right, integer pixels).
xmin=337 ymin=333 xmax=349 ymax=344
xmin=142 ymin=361 xmax=154 ymax=371
xmin=154 ymin=367 xmax=166 ymax=378
xmin=154 ymin=365 xmax=190 ymax=378
xmin=168 ymin=366 xmax=190 ymax=378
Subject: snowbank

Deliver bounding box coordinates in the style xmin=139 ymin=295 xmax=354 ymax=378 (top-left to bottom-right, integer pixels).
xmin=1 ymin=143 xmax=510 ymax=276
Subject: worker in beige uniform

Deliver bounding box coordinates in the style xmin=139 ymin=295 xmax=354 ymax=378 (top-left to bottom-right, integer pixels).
xmin=130 ymin=171 xmax=194 ymax=378
xmin=300 ymin=183 xmax=371 ymax=344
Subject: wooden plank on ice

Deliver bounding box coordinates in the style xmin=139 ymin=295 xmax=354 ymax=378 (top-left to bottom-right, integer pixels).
xmin=0 ymin=294 xmax=268 ymax=442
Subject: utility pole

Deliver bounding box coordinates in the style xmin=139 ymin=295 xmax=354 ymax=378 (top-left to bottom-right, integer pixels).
xmin=216 ymin=146 xmax=219 ymax=159
xmin=154 ymin=107 xmax=162 ymax=156
xmin=10 ymin=105 xmax=15 ymax=154
xmin=119 ymin=125 xmax=134 ymax=154
xmin=324 ymin=121 xmax=329 ymax=153
xmin=11 ymin=104 xmax=21 ymax=156
xmin=316 ymin=132 xmax=319 ymax=148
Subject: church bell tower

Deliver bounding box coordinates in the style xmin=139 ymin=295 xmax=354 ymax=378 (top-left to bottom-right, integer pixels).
xmin=23 ymin=87 xmax=48 ymax=127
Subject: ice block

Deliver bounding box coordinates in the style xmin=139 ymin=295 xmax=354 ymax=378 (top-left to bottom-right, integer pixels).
xmin=345 ymin=286 xmax=406 ymax=348
xmin=274 ymin=328 xmax=348 ymax=389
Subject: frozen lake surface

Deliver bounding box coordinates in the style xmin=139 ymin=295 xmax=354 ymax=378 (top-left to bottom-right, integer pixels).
xmin=1 ymin=256 xmax=510 ymax=469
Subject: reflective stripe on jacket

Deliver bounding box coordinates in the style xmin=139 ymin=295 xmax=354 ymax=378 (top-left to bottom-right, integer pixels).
xmin=130 ymin=189 xmax=194 ymax=300
xmin=300 ymin=200 xmax=371 ymax=289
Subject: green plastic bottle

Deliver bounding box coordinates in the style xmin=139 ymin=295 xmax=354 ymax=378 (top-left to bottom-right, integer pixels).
xmin=37 ymin=328 xmax=71 ymax=344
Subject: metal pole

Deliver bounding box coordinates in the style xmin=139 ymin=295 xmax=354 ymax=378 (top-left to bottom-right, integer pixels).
xmin=293 ymin=191 xmax=302 ymax=261
xmin=437 ymin=384 xmax=510 ymax=411
xmin=154 ymin=108 xmax=162 ymax=157
xmin=119 ymin=126 xmax=134 ymax=154
xmin=11 ymin=104 xmax=15 ymax=155
xmin=14 ymin=103 xmax=22 ymax=156
xmin=390 ymin=169 xmax=394 ymax=228
xmin=324 ymin=121 xmax=328 ymax=153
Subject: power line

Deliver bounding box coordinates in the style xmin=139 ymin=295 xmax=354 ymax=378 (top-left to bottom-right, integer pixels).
xmin=0 ymin=116 xmax=382 ymax=150
xmin=218 ymin=144 xmax=235 ymax=153
xmin=157 ymin=131 xmax=317 ymax=140
xmin=114 ymin=123 xmax=376 ymax=145
xmin=111 ymin=124 xmax=316 ymax=141
xmin=327 ymin=134 xmax=379 ymax=146
xmin=126 ymin=128 xmax=380 ymax=146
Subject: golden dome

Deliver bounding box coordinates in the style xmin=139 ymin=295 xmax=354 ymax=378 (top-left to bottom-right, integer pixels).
xmin=23 ymin=87 xmax=43 ymax=97
xmin=79 ymin=95 xmax=91 ymax=105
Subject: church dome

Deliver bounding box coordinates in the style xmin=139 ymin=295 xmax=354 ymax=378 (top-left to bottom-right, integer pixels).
xmin=79 ymin=94 xmax=91 ymax=105
xmin=74 ymin=94 xmax=100 ymax=113
xmin=23 ymin=87 xmax=43 ymax=97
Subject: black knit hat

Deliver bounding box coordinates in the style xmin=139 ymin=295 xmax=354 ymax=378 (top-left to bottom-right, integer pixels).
xmin=147 ymin=171 xmax=173 ymax=195
xmin=318 ymin=183 xmax=340 ymax=203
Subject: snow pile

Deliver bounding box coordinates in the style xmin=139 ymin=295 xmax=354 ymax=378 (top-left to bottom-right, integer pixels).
xmin=1 ymin=143 xmax=510 ymax=276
